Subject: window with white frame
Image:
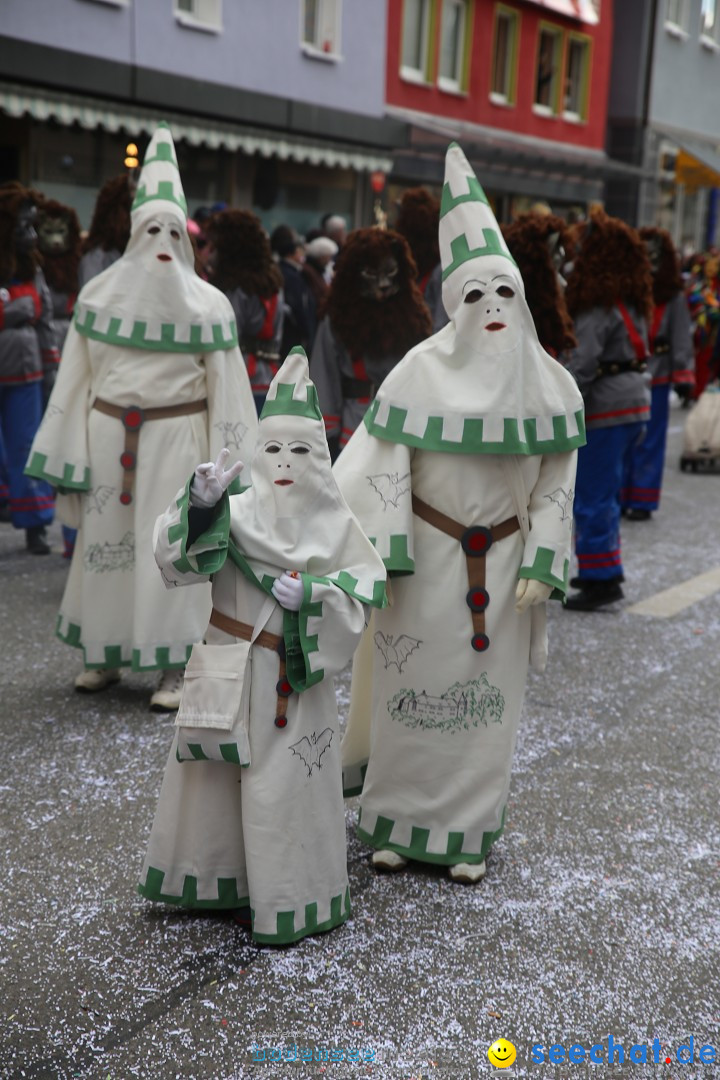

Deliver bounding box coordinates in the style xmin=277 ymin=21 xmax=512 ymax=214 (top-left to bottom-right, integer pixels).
xmin=534 ymin=26 xmax=563 ymax=113
xmin=563 ymin=34 xmax=590 ymax=120
xmin=701 ymin=0 xmax=720 ymax=44
xmin=490 ymin=5 xmax=519 ymax=104
xmin=401 ymin=0 xmax=433 ymax=82
xmin=665 ymin=0 xmax=689 ymax=33
xmin=302 ymin=0 xmax=342 ymax=57
xmin=175 ymin=0 xmax=222 ymax=32
xmin=438 ymin=0 xmax=469 ymax=92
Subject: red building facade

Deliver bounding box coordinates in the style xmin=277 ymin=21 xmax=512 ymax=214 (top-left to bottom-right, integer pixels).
xmin=385 ymin=0 xmax=621 ymax=218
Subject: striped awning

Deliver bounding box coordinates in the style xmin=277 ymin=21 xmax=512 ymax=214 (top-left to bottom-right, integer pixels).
xmin=0 ymin=80 xmax=393 ymax=174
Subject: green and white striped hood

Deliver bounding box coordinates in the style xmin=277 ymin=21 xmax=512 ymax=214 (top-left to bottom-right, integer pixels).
xmin=362 ymin=143 xmax=585 ymax=457
xmin=74 ymin=123 xmax=237 ymax=354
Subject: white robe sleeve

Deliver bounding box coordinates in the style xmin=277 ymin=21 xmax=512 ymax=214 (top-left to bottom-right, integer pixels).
xmin=518 ymin=449 xmax=578 ymax=596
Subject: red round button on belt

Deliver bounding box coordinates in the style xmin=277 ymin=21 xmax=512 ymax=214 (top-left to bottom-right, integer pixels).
xmin=274 ymin=715 xmax=288 ymax=728
xmin=120 ymin=451 xmax=136 ymax=470
xmin=276 ymin=678 xmax=292 ymax=697
xmin=123 ymin=407 xmax=144 ymax=430
xmin=461 ymin=526 xmax=493 ymax=556
xmin=471 ymin=633 xmax=490 ymax=652
xmin=119 ymin=491 xmax=132 ymax=506
xmin=466 ymin=587 xmax=489 ymax=612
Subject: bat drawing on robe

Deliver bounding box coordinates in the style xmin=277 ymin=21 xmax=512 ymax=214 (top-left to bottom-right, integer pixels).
xmin=85 ymin=485 xmax=116 ymax=514
xmin=544 ymin=486 xmax=574 ymax=522
xmin=367 ymin=472 xmax=411 ymax=509
xmin=288 ymin=728 xmax=334 ymax=777
xmin=214 ymin=420 xmax=248 ymax=450
xmin=374 ymin=631 xmax=422 ymax=672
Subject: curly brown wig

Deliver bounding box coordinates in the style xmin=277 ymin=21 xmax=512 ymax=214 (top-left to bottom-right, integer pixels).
xmin=36 ymin=198 xmax=82 ymax=295
xmin=205 ymin=209 xmax=282 ymax=298
xmin=394 ymin=188 xmax=441 ymax=280
xmin=565 ymin=208 xmax=653 ymax=322
xmin=0 ymin=182 xmax=39 ymax=283
xmin=502 ymin=213 xmax=577 ymax=354
xmin=638 ymin=226 xmax=683 ymax=306
xmin=82 ymin=175 xmax=132 ymax=256
xmin=326 ymin=228 xmax=432 ymax=359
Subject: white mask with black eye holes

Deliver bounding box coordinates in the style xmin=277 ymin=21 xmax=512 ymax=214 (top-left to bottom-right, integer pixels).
xmin=453 ymin=273 xmax=522 ymax=352
xmin=136 ymin=212 xmax=186 ymax=276
xmin=253 ymin=413 xmax=325 ymax=516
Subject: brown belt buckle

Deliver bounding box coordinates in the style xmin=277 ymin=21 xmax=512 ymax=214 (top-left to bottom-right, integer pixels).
xmin=122 ymin=405 xmax=145 ymax=431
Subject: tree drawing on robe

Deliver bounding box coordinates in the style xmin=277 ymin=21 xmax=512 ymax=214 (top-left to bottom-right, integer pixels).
xmin=388 ymin=674 xmax=505 ymax=733
xmin=83 ymin=531 xmax=135 ymax=573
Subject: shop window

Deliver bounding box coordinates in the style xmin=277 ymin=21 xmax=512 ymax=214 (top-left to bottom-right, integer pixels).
xmin=665 ymin=0 xmax=689 ymax=36
xmin=701 ymin=0 xmax=720 ymax=46
xmin=438 ymin=0 xmax=471 ymax=93
xmin=301 ymin=0 xmax=342 ymax=58
xmin=563 ymin=34 xmax=591 ymax=120
xmin=175 ymin=0 xmax=222 ymax=32
xmin=401 ymin=0 xmax=435 ymax=83
xmin=533 ymin=25 xmax=563 ymax=114
xmin=490 ymin=5 xmax=519 ymax=105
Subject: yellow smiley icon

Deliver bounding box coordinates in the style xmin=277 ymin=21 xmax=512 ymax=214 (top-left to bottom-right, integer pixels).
xmin=488 ymin=1039 xmax=517 ymax=1068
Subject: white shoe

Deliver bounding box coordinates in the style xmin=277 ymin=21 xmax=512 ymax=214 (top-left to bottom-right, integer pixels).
xmin=150 ymin=668 xmax=185 ymax=712
xmin=448 ymin=860 xmax=487 ymax=884
xmin=372 ymin=849 xmax=409 ymax=872
xmin=75 ymin=667 xmax=121 ymax=693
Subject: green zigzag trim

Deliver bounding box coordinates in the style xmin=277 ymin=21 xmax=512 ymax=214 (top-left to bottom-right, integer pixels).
xmin=364 ymin=400 xmax=586 ymax=457
xmin=357 ymin=807 xmax=505 ymax=865
xmin=440 ymin=174 xmax=490 ymax=217
xmin=56 ymin=615 xmax=191 ymax=671
xmin=142 ymin=142 xmax=178 ymax=167
xmin=251 ymin=887 xmax=351 ymax=945
xmin=138 ymin=865 xmax=249 ymax=909
xmin=442 ymin=228 xmax=516 ymax=281
xmin=518 ymin=544 xmax=569 ymax=599
xmin=260 ymin=381 xmax=322 ymax=421
xmin=25 ymin=451 xmax=90 ymax=491
xmin=74 ymin=308 xmax=236 ymax=354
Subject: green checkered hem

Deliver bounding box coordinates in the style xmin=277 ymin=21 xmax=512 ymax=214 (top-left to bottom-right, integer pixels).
xmin=364 ymin=400 xmax=586 ymax=457
xmin=74 ymin=305 xmax=237 ymax=354
xmin=56 ymin=615 xmax=191 ymax=671
xmin=342 ymin=761 xmax=367 ymax=799
xmin=518 ymin=544 xmax=569 ymax=600
xmin=357 ymin=808 xmax=505 ymax=866
xmin=250 ymin=887 xmax=351 ymax=945
xmin=24 ymin=451 xmax=90 ymax=491
xmin=138 ymin=866 xmax=248 ymax=909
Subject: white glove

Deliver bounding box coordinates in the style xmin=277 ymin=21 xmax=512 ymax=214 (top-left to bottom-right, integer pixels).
xmin=271 ymin=571 xmax=304 ymax=611
xmin=189 ymin=448 xmax=244 ymax=508
xmin=515 ymin=578 xmax=553 ymax=613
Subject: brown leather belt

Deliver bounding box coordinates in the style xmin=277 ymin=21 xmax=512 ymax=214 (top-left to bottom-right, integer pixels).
xmin=412 ymin=494 xmax=520 ymax=654
xmin=209 ymin=607 xmax=292 ymax=729
xmin=92 ymin=397 xmax=207 ymax=506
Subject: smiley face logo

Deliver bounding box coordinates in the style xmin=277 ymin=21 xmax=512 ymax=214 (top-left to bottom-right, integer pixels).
xmin=488 ymin=1039 xmax=517 ymax=1068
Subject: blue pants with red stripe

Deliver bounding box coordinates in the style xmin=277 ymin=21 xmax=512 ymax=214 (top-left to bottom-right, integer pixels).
xmin=0 ymin=421 xmax=9 ymax=504
xmin=621 ymin=383 xmax=670 ymax=513
xmin=574 ymin=422 xmax=645 ymax=581
xmin=0 ymin=383 xmax=54 ymax=529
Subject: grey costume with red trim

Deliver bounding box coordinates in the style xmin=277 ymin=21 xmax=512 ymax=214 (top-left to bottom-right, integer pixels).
xmin=310 ymin=315 xmax=404 ymax=452
xmin=564 ymin=305 xmax=651 ymax=429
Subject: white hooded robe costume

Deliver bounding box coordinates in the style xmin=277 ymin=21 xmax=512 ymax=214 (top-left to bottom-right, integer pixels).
xmin=139 ymin=348 xmax=387 ymax=944
xmin=25 ymin=124 xmax=257 ymax=670
xmin=335 ymin=144 xmax=585 ymax=867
